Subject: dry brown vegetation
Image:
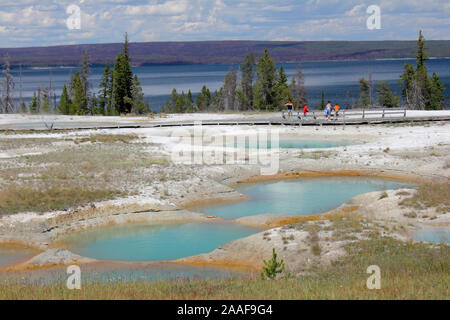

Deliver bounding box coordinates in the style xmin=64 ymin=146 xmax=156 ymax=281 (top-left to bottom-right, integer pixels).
xmin=0 ymin=186 xmax=123 ymax=215
xmin=0 ymin=135 xmax=169 ymax=216
xmin=1 ymin=235 xmax=448 ymax=299
xmin=400 ymin=182 xmax=450 ymax=213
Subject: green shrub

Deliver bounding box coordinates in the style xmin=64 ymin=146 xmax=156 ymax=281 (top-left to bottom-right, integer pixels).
xmin=261 ymin=248 xmax=285 ymax=280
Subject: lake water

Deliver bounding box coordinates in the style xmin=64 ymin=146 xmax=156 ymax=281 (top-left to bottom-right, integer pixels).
xmin=9 ymin=58 xmax=450 ymax=112
xmin=60 ymin=177 xmax=411 ymax=262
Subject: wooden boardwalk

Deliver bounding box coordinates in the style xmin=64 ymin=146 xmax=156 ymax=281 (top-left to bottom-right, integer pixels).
xmin=1 ymin=109 xmax=449 ymax=131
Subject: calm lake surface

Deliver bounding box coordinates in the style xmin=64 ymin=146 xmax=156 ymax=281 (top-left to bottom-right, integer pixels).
xmin=10 ymin=59 xmax=450 ymax=112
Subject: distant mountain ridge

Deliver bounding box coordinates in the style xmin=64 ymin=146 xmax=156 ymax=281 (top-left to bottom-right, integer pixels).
xmin=1 ymin=40 xmax=450 ymax=67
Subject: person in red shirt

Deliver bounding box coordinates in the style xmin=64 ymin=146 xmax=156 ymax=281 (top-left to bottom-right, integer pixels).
xmin=303 ymin=105 xmax=309 ymax=119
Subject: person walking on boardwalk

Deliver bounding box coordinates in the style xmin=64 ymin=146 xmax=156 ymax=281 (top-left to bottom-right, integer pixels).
xmin=285 ymin=102 xmax=294 ymax=120
xmin=325 ymin=101 xmax=332 ymax=120
xmin=334 ymin=103 xmax=340 ymax=119
xmin=303 ymin=105 xmax=309 ymax=119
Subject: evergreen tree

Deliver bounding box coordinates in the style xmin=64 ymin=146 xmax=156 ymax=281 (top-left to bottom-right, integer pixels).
xmin=399 ymin=31 xmax=445 ymax=110
xmin=196 ymin=85 xmax=211 ymax=111
xmin=71 ymin=73 xmax=88 ymax=115
xmin=1 ymin=55 xmax=15 ymax=113
xmin=289 ymin=63 xmax=307 ymax=108
xmin=240 ymin=51 xmax=255 ymax=110
xmin=345 ymin=91 xmax=351 ymax=109
xmin=252 ymin=81 xmax=265 ymax=111
xmin=399 ymin=61 xmax=415 ymax=106
xmin=275 ymin=66 xmax=291 ymax=109
xmin=58 ymin=84 xmax=71 ymax=114
xmin=41 ymin=87 xmax=51 ymax=113
xmin=222 ymin=67 xmax=237 ymax=111
xmin=318 ymin=90 xmax=325 ymax=109
xmin=29 ymin=91 xmax=38 ymax=114
xmin=256 ymin=49 xmax=277 ymax=110
xmin=20 ymin=101 xmax=27 ymax=113
xmin=98 ymin=63 xmax=111 ymax=115
xmin=80 ymin=50 xmax=91 ymax=98
xmin=358 ymin=78 xmax=371 ymax=107
xmin=186 ymin=89 xmax=194 ymax=112
xmin=415 ymin=30 xmax=431 ymax=107
xmin=429 ymin=72 xmax=445 ymax=110
xmin=130 ymin=74 xmax=150 ymax=114
xmin=175 ymin=91 xmax=186 ymax=113
xmin=166 ymin=88 xmax=178 ymax=113
xmin=376 ymin=81 xmax=400 ymax=108
xmin=111 ymin=34 xmax=134 ymax=114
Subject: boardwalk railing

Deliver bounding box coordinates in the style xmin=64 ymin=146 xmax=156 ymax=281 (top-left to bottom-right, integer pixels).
xmin=282 ymin=108 xmax=407 ymax=121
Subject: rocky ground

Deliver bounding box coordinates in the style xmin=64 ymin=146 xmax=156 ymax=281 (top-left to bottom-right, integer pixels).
xmin=0 ymin=116 xmax=448 ymax=273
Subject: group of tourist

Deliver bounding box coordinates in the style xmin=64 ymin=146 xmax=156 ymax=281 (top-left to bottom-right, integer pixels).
xmin=324 ymin=101 xmax=340 ymax=120
xmin=285 ymin=101 xmax=340 ymax=120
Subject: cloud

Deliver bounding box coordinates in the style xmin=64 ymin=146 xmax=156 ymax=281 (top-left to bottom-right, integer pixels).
xmin=124 ymin=1 xmax=189 ymax=16
xmin=0 ymin=0 xmax=449 ymax=47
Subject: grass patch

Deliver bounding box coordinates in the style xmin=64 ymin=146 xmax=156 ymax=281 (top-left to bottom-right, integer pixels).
xmin=0 ymin=237 xmax=448 ymax=299
xmin=378 ymin=192 xmax=388 ymax=200
xmin=403 ymin=212 xmax=417 ymax=218
xmin=299 ymin=150 xmax=337 ymax=160
xmin=0 ymin=186 xmax=124 ymax=215
xmin=400 ymin=182 xmax=450 ymax=213
xmin=72 ymin=134 xmax=140 ymax=144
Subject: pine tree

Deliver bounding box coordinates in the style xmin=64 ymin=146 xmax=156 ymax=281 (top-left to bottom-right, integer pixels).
xmin=319 ymin=90 xmax=325 ymax=109
xmin=399 ymin=31 xmax=445 ymax=110
xmin=186 ymin=89 xmax=194 ymax=112
xmin=289 ymin=63 xmax=307 ymax=108
xmin=20 ymin=101 xmax=27 ymax=113
xmin=252 ymin=81 xmax=265 ymax=111
xmin=111 ymin=34 xmax=134 ymax=114
xmin=240 ymin=51 xmax=255 ymax=110
xmin=429 ymin=72 xmax=445 ymax=110
xmin=415 ymin=30 xmax=431 ymax=107
xmin=71 ymin=73 xmax=88 ymax=115
xmin=41 ymin=87 xmax=51 ymax=113
xmin=98 ymin=63 xmax=111 ymax=115
xmin=345 ymin=91 xmax=351 ymax=109
xmin=166 ymin=88 xmax=178 ymax=113
xmin=58 ymin=84 xmax=71 ymax=114
xmin=29 ymin=91 xmax=38 ymax=114
xmin=399 ymin=61 xmax=415 ymax=106
xmin=80 ymin=50 xmax=91 ymax=98
xmin=275 ymin=66 xmax=291 ymax=109
xmin=358 ymin=78 xmax=370 ymax=107
xmin=256 ymin=49 xmax=277 ymax=110
xmin=222 ymin=67 xmax=237 ymax=111
xmin=376 ymin=81 xmax=399 ymax=108
xmin=175 ymin=91 xmax=186 ymax=113
xmin=1 ymin=55 xmax=15 ymax=113
xmin=130 ymin=74 xmax=150 ymax=114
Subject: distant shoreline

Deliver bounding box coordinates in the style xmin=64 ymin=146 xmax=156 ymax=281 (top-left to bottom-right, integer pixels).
xmin=11 ymin=56 xmax=450 ymax=70
xmin=2 ymin=40 xmax=450 ymax=67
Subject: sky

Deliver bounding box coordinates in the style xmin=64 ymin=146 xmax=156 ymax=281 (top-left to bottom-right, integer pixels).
xmin=0 ymin=0 xmax=449 ymax=48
